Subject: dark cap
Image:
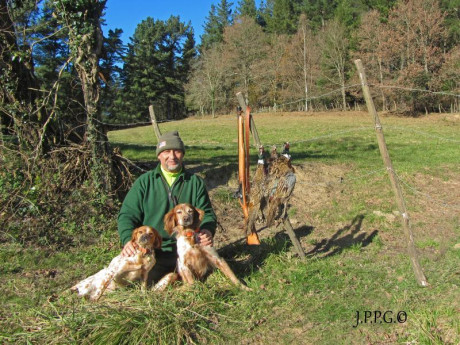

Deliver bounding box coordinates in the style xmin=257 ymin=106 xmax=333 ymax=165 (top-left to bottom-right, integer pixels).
xmin=156 ymin=131 xmax=185 ymax=156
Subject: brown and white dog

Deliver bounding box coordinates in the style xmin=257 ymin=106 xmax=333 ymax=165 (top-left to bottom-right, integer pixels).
xmin=154 ymin=203 xmax=250 ymax=291
xmin=71 ymin=226 xmax=162 ymax=301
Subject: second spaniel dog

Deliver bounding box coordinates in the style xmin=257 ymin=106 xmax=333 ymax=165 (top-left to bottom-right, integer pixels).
xmin=154 ymin=203 xmax=250 ymax=291
xmin=71 ymin=225 xmax=162 ymax=301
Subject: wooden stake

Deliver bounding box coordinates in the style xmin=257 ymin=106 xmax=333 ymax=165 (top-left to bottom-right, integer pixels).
xmin=148 ymin=105 xmax=162 ymax=141
xmin=354 ymin=59 xmax=428 ymax=287
xmin=283 ymin=217 xmax=306 ymax=260
xmin=236 ymin=92 xmax=261 ymax=147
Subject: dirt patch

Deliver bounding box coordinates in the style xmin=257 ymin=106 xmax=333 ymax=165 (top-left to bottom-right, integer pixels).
xmin=208 ymin=161 xmax=459 ymax=260
xmin=401 ymin=171 xmax=460 ymax=252
xmin=210 ymin=162 xmax=358 ymax=249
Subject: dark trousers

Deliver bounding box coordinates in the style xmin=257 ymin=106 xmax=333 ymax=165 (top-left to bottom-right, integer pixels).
xmin=147 ymin=249 xmax=177 ymax=286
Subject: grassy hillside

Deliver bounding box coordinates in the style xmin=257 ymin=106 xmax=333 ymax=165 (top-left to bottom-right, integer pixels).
xmin=2 ymin=111 xmax=459 ymax=344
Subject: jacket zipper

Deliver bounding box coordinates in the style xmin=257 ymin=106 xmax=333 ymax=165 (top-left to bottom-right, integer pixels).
xmin=160 ymin=173 xmax=184 ymax=207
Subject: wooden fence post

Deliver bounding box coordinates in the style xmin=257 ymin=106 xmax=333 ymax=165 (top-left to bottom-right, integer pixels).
xmin=148 ymin=105 xmax=162 ymax=141
xmin=283 ymin=217 xmax=306 ymax=260
xmin=354 ymin=59 xmax=428 ymax=287
xmin=236 ymin=92 xmax=261 ymax=148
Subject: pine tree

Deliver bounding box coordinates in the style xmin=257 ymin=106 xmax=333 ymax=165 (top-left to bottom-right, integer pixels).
xmin=365 ymin=0 xmax=397 ymax=16
xmin=257 ymin=0 xmax=273 ymax=28
xmin=298 ymin=0 xmax=338 ymax=30
xmin=119 ymin=16 xmax=194 ymax=121
xmin=100 ymin=28 xmax=125 ymax=122
xmin=334 ymin=0 xmax=368 ymax=29
xmin=217 ymin=0 xmax=234 ymax=28
xmin=235 ymin=0 xmax=257 ymax=19
xmin=265 ymin=0 xmax=300 ymax=34
xmin=1 ymin=0 xmax=43 ymax=148
xmin=200 ymin=0 xmax=233 ymax=51
xmin=33 ymin=2 xmax=87 ymax=145
xmin=201 ymin=5 xmax=221 ymax=50
xmin=178 ymin=27 xmax=197 ymax=85
xmin=440 ymin=0 xmax=460 ymax=47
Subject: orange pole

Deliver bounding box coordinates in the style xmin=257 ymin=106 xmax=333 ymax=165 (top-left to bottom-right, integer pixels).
xmin=238 ymin=114 xmax=249 ymax=219
xmin=244 ymin=107 xmax=251 ymax=194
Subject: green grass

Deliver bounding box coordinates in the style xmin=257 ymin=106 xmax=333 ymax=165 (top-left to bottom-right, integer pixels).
xmin=3 ymin=239 xmax=459 ymax=344
xmin=2 ymin=111 xmax=459 ymax=344
xmin=108 ymin=112 xmax=459 ymax=175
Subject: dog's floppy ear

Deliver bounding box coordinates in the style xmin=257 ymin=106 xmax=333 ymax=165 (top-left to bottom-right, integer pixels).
xmin=192 ymin=207 xmax=205 ymax=229
xmin=152 ymin=228 xmax=163 ymax=248
xmin=131 ymin=226 xmax=141 ymax=242
xmin=163 ymin=208 xmax=177 ymax=235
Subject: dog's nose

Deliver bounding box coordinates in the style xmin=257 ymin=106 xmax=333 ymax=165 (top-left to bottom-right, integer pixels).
xmin=178 ymin=213 xmax=193 ymax=226
xmin=139 ymin=233 xmax=151 ymax=244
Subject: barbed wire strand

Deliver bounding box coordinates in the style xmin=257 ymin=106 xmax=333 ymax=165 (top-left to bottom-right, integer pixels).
xmin=252 ymin=84 xmax=363 ymax=112
xmin=295 ymin=166 xmax=460 ymax=213
xmin=373 ymin=84 xmax=460 ymax=98
xmin=106 ymin=126 xmax=374 ymax=149
xmin=99 ymin=81 xmax=459 ymax=131
xmin=384 ymin=126 xmax=460 ymax=143
xmin=96 ymin=117 xmax=175 ymax=127
xmin=106 ymin=122 xmax=458 ymax=153
xmin=100 ymin=82 xmax=458 ymax=214
xmin=260 ymin=127 xmax=375 ymax=148
xmin=215 ymin=164 xmax=459 ymax=213
xmin=295 ymin=167 xmax=386 ymax=188
xmin=392 ymin=170 xmax=460 ymax=211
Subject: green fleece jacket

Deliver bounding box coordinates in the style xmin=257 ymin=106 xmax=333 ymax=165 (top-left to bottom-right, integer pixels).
xmin=117 ymin=164 xmax=217 ymax=251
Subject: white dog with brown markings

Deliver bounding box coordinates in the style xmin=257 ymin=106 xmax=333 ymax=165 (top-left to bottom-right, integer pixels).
xmin=71 ymin=225 xmax=162 ymax=301
xmin=154 ymin=203 xmax=251 ymax=291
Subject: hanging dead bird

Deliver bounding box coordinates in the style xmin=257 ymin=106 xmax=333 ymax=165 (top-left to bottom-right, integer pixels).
xmin=246 ymin=144 xmax=296 ymax=236
xmin=264 ymin=153 xmax=296 ymax=226
xmin=282 ymin=142 xmax=290 ymax=158
xmin=270 ymin=145 xmax=279 ymax=160
xmin=246 ymin=146 xmax=268 ymax=232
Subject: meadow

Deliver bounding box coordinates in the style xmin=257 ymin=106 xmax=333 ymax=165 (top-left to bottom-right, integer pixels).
xmin=1 ymin=111 xmax=459 ymax=344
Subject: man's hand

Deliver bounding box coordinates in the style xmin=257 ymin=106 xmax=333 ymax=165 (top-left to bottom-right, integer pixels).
xmin=121 ymin=240 xmax=138 ymax=257
xmin=195 ymin=229 xmax=213 ymax=247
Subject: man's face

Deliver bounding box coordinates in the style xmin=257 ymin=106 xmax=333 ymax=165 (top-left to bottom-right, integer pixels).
xmin=158 ymin=149 xmax=184 ymax=173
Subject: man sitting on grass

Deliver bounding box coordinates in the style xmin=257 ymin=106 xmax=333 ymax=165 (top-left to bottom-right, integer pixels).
xmin=117 ymin=131 xmax=217 ymax=285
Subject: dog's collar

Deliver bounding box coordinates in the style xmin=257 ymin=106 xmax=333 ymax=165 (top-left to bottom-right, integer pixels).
xmin=185 ymin=228 xmax=200 ymax=238
xmin=138 ymin=247 xmax=152 ymax=255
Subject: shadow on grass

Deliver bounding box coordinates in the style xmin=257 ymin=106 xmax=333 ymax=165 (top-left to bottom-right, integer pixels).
xmin=217 ymin=236 xmax=287 ymax=279
xmin=187 ymin=162 xmax=239 ymax=191
xmin=216 ymin=223 xmax=314 ymax=279
xmin=216 ymin=215 xmax=378 ymax=280
xmin=305 ymin=214 xmax=379 ymax=258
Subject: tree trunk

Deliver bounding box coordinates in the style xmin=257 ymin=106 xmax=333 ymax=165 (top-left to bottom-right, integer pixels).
xmin=211 ymin=88 xmax=216 ymax=118
xmin=0 ymin=0 xmax=46 ymax=152
xmin=80 ymin=30 xmax=112 ymax=194
xmin=302 ymin=26 xmax=308 ymax=112
xmin=378 ymin=57 xmax=386 ymax=111
xmin=341 ymin=83 xmax=347 ymax=111
xmin=62 ymin=0 xmax=113 ymax=194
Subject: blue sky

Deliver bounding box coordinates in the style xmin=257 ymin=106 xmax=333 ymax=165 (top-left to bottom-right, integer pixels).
xmin=103 ymin=0 xmax=223 ymax=46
